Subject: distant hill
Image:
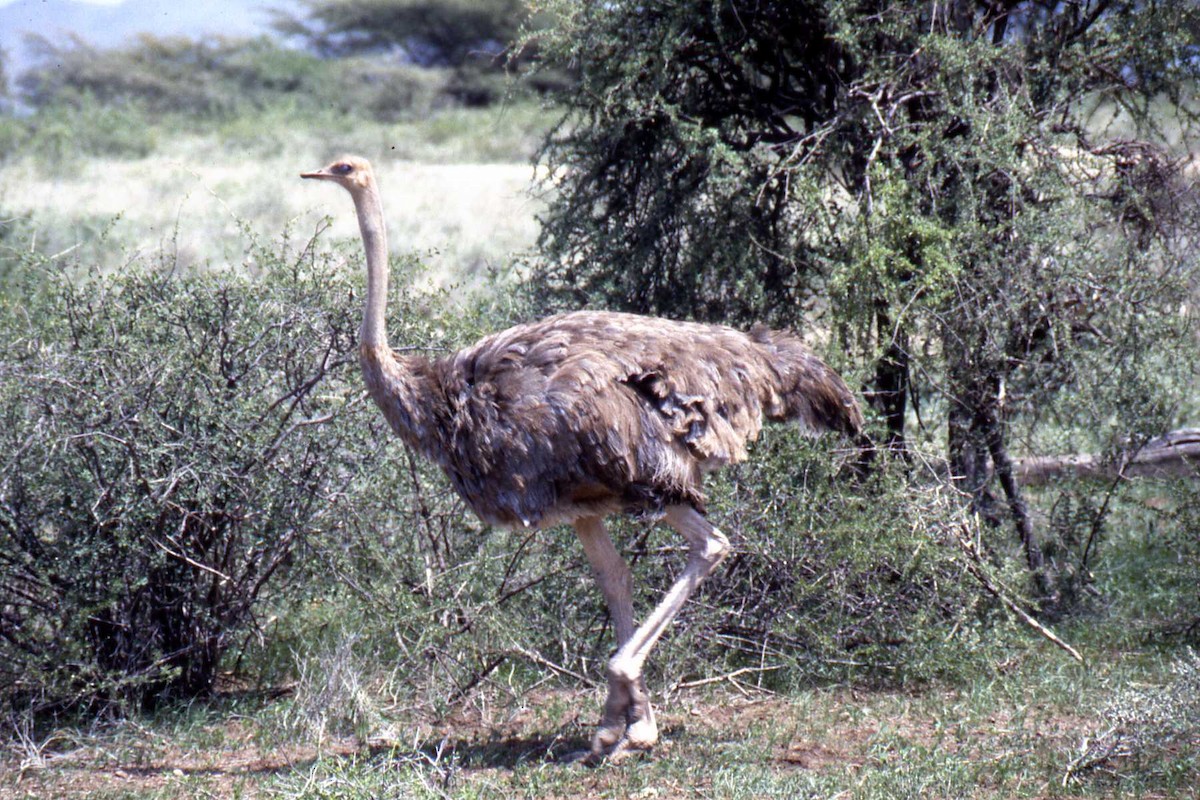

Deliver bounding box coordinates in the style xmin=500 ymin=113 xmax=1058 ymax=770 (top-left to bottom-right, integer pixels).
xmin=0 ymin=0 xmax=300 ymax=79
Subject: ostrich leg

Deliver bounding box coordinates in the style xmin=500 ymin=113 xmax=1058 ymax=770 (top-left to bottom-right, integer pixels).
xmin=574 ymin=516 xmax=646 ymax=752
xmin=581 ymin=505 xmax=730 ymax=760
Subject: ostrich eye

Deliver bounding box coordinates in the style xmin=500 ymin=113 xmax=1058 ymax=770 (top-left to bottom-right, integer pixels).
xmin=332 ymin=163 xmax=353 ymax=175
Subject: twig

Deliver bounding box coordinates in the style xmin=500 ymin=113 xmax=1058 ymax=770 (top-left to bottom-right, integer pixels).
xmin=670 ymin=664 xmax=783 ymax=692
xmin=447 ymin=656 xmax=506 ymax=706
xmin=507 ymin=644 xmax=593 ymax=685
xmin=952 ymin=523 xmax=1084 ymax=664
xmin=150 ymin=536 xmax=233 ymax=584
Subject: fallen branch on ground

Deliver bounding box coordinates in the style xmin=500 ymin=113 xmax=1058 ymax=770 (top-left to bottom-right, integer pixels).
xmin=507 ymin=644 xmax=594 ymax=685
xmin=670 ymin=664 xmax=783 ymax=693
xmin=1016 ymin=429 xmax=1200 ymax=486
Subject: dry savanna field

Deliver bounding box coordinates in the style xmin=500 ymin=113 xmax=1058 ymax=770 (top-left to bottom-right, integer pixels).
xmin=0 ymin=118 xmax=545 ymax=288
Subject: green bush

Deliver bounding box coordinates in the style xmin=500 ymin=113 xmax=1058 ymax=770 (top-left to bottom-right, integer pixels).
xmin=4 ymin=98 xmax=158 ymax=170
xmin=0 ymin=237 xmax=442 ymax=713
xmin=654 ymin=434 xmax=998 ymax=687
xmin=0 ymin=234 xmax=1003 ymax=725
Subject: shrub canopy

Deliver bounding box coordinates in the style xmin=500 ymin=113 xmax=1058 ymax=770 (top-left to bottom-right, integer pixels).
xmin=529 ymin=0 xmax=1200 ymax=614
xmin=0 ymin=244 xmax=395 ymax=709
xmin=273 ymin=0 xmax=529 ymax=66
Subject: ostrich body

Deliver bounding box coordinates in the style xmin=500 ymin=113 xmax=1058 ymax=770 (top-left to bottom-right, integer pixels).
xmin=302 ymin=156 xmax=863 ymax=760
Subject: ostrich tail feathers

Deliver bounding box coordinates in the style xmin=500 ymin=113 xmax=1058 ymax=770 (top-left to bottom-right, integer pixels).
xmin=749 ymin=324 xmax=864 ymax=438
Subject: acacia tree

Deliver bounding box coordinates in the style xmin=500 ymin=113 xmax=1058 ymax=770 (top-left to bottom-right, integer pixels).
xmin=273 ymin=0 xmax=546 ymax=104
xmin=529 ymin=0 xmax=1200 ymax=614
xmin=274 ymin=0 xmax=528 ymax=65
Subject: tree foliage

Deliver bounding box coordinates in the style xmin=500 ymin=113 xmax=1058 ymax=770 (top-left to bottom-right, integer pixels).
xmin=15 ymin=33 xmax=453 ymax=119
xmin=274 ymin=0 xmax=528 ymax=67
xmin=0 ymin=45 xmax=9 ymax=102
xmin=273 ymin=0 xmax=557 ymax=104
xmin=529 ymin=0 xmax=1200 ymax=613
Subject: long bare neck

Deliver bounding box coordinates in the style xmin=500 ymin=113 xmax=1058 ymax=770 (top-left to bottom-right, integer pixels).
xmin=351 ymin=181 xmax=389 ymax=350
xmin=348 ymin=176 xmax=442 ymax=455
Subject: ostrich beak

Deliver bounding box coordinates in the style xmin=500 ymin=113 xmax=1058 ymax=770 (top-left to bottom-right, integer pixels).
xmin=300 ymin=168 xmax=332 ymax=180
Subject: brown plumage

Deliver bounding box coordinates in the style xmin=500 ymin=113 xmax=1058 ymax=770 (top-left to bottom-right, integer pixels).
xmin=302 ymin=155 xmax=862 ymax=762
xmin=366 ymin=312 xmax=861 ymax=529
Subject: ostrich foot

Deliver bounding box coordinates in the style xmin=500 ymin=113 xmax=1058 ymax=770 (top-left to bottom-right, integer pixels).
xmin=585 ymin=673 xmax=632 ymax=758
xmin=624 ymin=702 xmax=658 ymax=749
xmin=583 ymin=719 xmax=657 ymax=765
xmin=578 ymin=673 xmax=658 ymax=764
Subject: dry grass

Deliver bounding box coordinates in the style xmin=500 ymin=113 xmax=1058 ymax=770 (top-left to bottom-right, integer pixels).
xmin=0 ymin=109 xmax=547 ymax=289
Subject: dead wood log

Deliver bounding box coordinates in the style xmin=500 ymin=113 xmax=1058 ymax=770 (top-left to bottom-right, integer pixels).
xmin=1016 ymin=429 xmax=1200 ymax=486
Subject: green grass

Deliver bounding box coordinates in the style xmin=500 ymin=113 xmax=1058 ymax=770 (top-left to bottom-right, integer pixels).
xmin=2 ymin=641 xmax=1195 ymax=799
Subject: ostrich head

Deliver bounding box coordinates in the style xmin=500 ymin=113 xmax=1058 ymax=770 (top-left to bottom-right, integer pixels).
xmin=300 ymin=155 xmax=376 ymax=193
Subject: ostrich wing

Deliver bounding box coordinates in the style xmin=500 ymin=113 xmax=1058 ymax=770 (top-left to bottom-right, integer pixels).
xmin=424 ymin=311 xmax=860 ymax=529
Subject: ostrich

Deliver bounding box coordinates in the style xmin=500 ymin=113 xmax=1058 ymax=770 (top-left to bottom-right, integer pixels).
xmin=301 ymin=155 xmax=864 ymax=761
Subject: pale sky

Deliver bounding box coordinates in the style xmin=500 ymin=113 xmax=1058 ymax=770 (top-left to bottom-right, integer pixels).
xmin=0 ymin=0 xmax=288 ymax=72
xmin=0 ymin=0 xmax=128 ymax=5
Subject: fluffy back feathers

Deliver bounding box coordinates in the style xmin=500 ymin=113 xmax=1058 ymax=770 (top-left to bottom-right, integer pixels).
xmin=361 ymin=310 xmax=862 ymax=528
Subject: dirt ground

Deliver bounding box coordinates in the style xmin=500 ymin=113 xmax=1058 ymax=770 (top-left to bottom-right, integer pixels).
xmin=0 ymin=686 xmax=1104 ymax=799
xmin=1 ymin=716 xmax=357 ymax=799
